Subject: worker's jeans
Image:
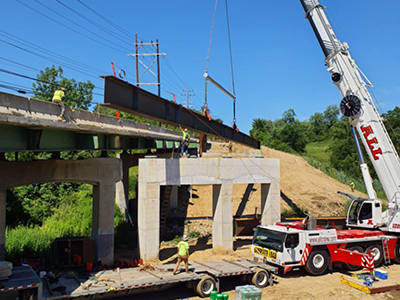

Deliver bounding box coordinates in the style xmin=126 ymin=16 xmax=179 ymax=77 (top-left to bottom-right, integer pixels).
xmin=52 ymin=99 xmax=65 ymax=117
xmin=181 ymin=145 xmax=188 ymax=156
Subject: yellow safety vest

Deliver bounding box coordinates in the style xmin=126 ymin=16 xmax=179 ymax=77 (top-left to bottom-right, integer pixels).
xmin=183 ymin=132 xmax=190 ymax=141
xmin=52 ymin=90 xmax=65 ymax=101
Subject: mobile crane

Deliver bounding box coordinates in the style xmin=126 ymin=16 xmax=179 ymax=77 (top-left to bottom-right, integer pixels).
xmin=251 ymin=0 xmax=400 ymax=275
xmin=300 ymin=0 xmax=400 ymax=231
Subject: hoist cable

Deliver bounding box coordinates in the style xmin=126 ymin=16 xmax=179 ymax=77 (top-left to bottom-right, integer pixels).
xmin=205 ymin=0 xmax=218 ymax=73
xmin=225 ymin=0 xmax=236 ymax=124
xmin=225 ymin=0 xmax=235 ymax=97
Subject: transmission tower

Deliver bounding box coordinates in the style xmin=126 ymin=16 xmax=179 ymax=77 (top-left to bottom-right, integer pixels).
xmin=181 ymin=86 xmax=195 ymax=109
xmin=128 ymin=34 xmax=166 ymax=97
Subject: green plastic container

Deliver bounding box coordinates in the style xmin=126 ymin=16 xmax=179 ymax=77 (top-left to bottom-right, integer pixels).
xmin=221 ymin=293 xmax=229 ymax=300
xmin=216 ymin=294 xmax=223 ymax=300
xmin=210 ymin=290 xmax=218 ymax=300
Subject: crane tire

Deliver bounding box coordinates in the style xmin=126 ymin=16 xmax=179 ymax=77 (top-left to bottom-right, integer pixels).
xmin=343 ymin=246 xmax=363 ymax=271
xmin=393 ymin=243 xmax=400 ymax=264
xmin=194 ymin=275 xmax=216 ymax=298
xmin=304 ymin=250 xmax=329 ymax=276
xmin=248 ymin=268 xmax=270 ymax=288
xmin=366 ymin=245 xmax=384 ymax=266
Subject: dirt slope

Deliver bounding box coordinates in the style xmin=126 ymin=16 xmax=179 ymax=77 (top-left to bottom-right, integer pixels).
xmin=187 ymin=141 xmax=367 ymax=219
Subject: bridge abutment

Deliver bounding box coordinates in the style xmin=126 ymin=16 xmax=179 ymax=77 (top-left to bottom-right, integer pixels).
xmin=0 ymin=158 xmax=122 ymax=265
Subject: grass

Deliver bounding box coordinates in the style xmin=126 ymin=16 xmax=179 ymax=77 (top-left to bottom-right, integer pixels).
xmin=5 ymin=184 xmax=128 ymax=263
xmin=304 ymin=140 xmax=333 ymax=163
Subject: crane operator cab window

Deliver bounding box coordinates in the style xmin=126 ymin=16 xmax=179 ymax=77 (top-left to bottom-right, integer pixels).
xmin=347 ymin=200 xmax=362 ymax=225
xmin=285 ymin=233 xmax=299 ymax=249
xmin=359 ymin=202 xmax=372 ymax=223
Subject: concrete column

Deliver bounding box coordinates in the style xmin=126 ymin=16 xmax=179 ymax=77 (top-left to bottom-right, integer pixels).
xmin=0 ymin=189 xmax=5 ymax=261
xmin=212 ymin=181 xmax=233 ymax=252
xmin=115 ymin=154 xmax=130 ymax=220
xmin=92 ymin=182 xmax=116 ymax=265
xmin=138 ymin=182 xmax=160 ymax=261
xmin=261 ymin=183 xmax=280 ymax=226
xmin=169 ymin=186 xmax=178 ymax=209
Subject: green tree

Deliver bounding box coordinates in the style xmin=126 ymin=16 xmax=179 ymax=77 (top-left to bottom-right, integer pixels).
xmin=329 ymin=117 xmax=361 ymax=177
xmin=309 ymin=112 xmax=326 ymax=140
xmin=323 ymin=105 xmax=340 ymax=129
xmin=382 ymin=106 xmax=400 ymax=153
xmin=32 ymin=65 xmax=94 ymax=110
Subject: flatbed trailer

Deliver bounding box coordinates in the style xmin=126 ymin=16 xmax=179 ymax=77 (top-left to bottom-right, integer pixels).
xmin=1 ymin=259 xmax=277 ymax=299
xmin=0 ymin=265 xmax=43 ymax=300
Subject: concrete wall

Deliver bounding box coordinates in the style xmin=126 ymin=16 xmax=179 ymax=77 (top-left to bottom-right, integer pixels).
xmin=0 ymin=158 xmax=122 ymax=264
xmin=138 ymin=157 xmax=280 ymax=260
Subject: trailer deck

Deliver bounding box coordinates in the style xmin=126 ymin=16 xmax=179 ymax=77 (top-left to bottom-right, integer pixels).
xmin=40 ymin=259 xmax=277 ymax=299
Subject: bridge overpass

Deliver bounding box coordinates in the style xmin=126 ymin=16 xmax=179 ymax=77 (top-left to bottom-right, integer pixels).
xmin=0 ymin=90 xmax=277 ymax=266
xmin=0 ymin=91 xmax=193 ymax=152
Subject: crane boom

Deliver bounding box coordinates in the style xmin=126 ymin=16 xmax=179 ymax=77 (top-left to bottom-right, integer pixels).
xmin=300 ymin=0 xmax=400 ymax=231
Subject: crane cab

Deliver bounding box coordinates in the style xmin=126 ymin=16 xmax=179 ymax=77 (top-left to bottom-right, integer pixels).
xmin=346 ymin=198 xmax=382 ymax=228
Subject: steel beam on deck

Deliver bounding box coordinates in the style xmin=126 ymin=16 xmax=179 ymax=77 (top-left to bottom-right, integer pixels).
xmin=101 ymin=76 xmax=260 ymax=149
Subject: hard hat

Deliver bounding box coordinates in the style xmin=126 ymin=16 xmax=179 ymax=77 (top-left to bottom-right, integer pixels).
xmin=61 ymin=87 xmax=66 ymax=91
xmin=185 ymin=128 xmax=188 ymax=132
xmin=183 ymin=235 xmax=188 ymax=241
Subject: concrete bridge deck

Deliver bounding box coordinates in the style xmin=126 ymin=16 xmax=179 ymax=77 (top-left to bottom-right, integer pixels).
xmin=0 ymin=91 xmax=194 ymax=152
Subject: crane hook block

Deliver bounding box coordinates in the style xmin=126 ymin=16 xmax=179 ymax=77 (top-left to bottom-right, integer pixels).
xmin=340 ymin=95 xmax=361 ymax=117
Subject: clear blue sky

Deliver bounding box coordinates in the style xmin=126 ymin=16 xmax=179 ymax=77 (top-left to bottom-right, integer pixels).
xmin=1 ymin=0 xmax=399 ymax=134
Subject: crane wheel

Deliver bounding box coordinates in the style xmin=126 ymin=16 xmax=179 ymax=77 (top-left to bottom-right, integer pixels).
xmin=343 ymin=246 xmax=363 ymax=271
xmin=304 ymin=250 xmax=329 ymax=276
xmin=194 ymin=275 xmax=216 ymax=298
xmin=366 ymin=245 xmax=384 ymax=267
xmin=393 ymin=243 xmax=400 ymax=264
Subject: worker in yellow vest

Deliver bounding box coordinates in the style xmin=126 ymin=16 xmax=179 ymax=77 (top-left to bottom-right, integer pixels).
xmin=52 ymin=87 xmax=66 ymax=120
xmin=179 ymin=125 xmax=190 ymax=158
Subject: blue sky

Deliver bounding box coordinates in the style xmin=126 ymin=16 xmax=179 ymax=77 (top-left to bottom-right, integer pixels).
xmin=1 ymin=0 xmax=399 ymax=134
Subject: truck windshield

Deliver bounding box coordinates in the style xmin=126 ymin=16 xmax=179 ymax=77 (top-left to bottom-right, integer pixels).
xmin=253 ymin=227 xmax=285 ymax=252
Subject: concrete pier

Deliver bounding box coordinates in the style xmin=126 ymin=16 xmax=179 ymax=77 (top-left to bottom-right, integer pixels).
xmin=138 ymin=157 xmax=280 ymax=260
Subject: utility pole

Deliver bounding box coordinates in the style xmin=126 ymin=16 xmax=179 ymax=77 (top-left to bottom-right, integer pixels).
xmin=129 ymin=36 xmax=166 ymax=97
xmin=182 ymin=86 xmax=194 ymax=109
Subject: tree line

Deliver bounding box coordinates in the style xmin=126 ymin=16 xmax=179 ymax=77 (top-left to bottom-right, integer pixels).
xmin=250 ymin=105 xmax=400 ymax=185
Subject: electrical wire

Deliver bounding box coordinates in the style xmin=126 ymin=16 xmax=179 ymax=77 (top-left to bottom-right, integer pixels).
xmin=76 ymin=0 xmax=137 ymax=43
xmin=15 ymin=0 xmax=128 ymax=56
xmin=0 ymin=30 xmax=107 ymax=75
xmin=52 ymin=0 xmax=134 ymax=50
xmin=0 ymin=68 xmax=103 ymax=96
xmin=0 ymin=37 xmax=104 ymax=84
xmin=0 ymin=57 xmax=40 ymax=72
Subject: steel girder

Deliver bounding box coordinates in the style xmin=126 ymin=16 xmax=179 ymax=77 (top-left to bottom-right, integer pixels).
xmin=101 ymin=76 xmax=260 ymax=149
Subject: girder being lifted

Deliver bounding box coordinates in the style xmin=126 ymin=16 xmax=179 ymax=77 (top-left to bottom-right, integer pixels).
xmin=101 ymin=76 xmax=260 ymax=149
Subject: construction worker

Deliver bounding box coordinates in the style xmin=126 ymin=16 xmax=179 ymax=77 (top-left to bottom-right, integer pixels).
xmin=179 ymin=125 xmax=190 ymax=158
xmin=52 ymin=87 xmax=66 ymax=120
xmin=350 ymin=181 xmax=355 ymax=192
xmin=173 ymin=234 xmax=190 ymax=275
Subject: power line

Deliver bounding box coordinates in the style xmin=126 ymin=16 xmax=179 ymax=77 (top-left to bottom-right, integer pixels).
xmin=15 ymin=0 xmax=128 ymax=56
xmin=0 ymin=37 xmax=104 ymax=84
xmin=0 ymin=68 xmax=103 ymax=96
xmin=0 ymin=57 xmax=40 ymax=72
xmin=52 ymin=0 xmax=133 ymax=51
xmin=76 ymin=0 xmax=139 ymax=43
xmin=0 ymin=30 xmax=107 ymax=76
